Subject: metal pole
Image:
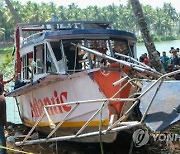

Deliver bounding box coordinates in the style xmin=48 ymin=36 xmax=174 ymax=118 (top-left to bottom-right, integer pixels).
xmin=140 ymin=79 xmax=163 ymax=123
xmin=16 ymin=122 xmax=141 ymax=146
xmin=114 ymin=52 xmax=150 ymax=69
xmin=75 ymin=102 xmax=107 ymax=136
xmin=44 ymin=107 xmax=55 ymax=129
xmin=22 ymin=111 xmax=45 ymax=144
xmin=47 ymin=104 xmax=79 ymax=139
xmin=113 ymin=76 xmax=129 ymax=86
xmin=44 ymin=98 xmax=136 ymax=108
xmin=107 ymin=69 xmax=180 ymax=131
xmin=75 ymin=44 xmax=162 ymax=76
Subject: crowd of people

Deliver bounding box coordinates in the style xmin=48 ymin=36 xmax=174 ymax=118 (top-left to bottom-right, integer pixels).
xmin=160 ymin=47 xmax=180 ymax=73
xmin=139 ymin=47 xmax=180 ymax=75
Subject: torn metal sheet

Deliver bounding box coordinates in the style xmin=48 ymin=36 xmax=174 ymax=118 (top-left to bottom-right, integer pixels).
xmin=140 ymin=80 xmax=180 ymax=132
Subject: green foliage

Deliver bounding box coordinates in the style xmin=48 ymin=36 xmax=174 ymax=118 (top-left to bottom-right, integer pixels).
xmin=138 ymin=35 xmax=178 ymax=43
xmin=165 ymin=35 xmax=177 ymax=41
xmin=0 ymin=46 xmax=14 ymax=54
xmin=151 ymin=34 xmax=161 ymax=42
xmin=0 ymin=1 xmax=180 ymax=42
xmin=0 ymin=53 xmax=14 ymax=78
xmin=0 ymin=27 xmax=5 ymax=36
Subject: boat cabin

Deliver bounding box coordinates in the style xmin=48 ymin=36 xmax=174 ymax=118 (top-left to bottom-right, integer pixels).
xmin=14 ymin=21 xmax=137 ymax=82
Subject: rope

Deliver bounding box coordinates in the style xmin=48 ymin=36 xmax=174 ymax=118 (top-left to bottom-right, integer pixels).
xmin=0 ymin=145 xmax=33 ymax=154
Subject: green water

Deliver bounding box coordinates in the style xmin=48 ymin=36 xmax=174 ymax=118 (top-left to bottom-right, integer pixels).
xmin=6 ymin=97 xmax=22 ymax=124
xmin=137 ymin=40 xmax=180 ymax=58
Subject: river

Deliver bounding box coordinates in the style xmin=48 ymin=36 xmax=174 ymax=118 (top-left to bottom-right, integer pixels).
xmin=136 ymin=39 xmax=180 ymax=58
xmin=6 ymin=97 xmax=22 ymax=124
xmin=5 ymin=40 xmax=180 ymax=124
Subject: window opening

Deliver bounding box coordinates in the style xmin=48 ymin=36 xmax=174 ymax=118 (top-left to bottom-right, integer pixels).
xmin=22 ymin=52 xmax=33 ymax=80
xmin=46 ymin=44 xmax=57 ymax=73
xmin=34 ymin=44 xmax=45 ymax=74
xmin=86 ymin=39 xmax=109 ymax=68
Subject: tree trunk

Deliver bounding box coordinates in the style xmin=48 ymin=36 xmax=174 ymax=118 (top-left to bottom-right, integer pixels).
xmin=4 ymin=0 xmax=22 ymax=24
xmin=130 ymin=0 xmax=164 ymax=73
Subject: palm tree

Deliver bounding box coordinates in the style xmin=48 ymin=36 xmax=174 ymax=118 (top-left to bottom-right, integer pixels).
xmin=4 ymin=0 xmax=22 ymax=23
xmin=0 ymin=27 xmax=5 ymax=36
xmin=129 ymin=0 xmax=163 ymax=73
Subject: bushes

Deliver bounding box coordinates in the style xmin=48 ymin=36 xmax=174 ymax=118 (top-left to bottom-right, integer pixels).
xmin=138 ymin=35 xmax=179 ymax=43
xmin=0 ymin=46 xmax=14 ymax=54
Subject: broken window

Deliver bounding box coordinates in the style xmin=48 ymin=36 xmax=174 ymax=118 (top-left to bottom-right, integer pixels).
xmin=34 ymin=44 xmax=45 ymax=74
xmin=86 ymin=39 xmax=110 ymax=68
xmin=46 ymin=44 xmax=57 ymax=73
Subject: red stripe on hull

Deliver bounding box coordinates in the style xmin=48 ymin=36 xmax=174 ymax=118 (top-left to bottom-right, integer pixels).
xmin=94 ymin=64 xmax=131 ymax=115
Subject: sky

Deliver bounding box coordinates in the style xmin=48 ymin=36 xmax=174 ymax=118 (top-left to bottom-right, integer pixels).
xmin=19 ymin=0 xmax=180 ymax=11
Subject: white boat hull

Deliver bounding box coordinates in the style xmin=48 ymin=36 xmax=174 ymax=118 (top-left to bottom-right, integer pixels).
xmin=15 ymin=73 xmax=119 ymax=142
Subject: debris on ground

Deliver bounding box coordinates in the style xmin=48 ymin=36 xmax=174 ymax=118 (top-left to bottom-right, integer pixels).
xmin=4 ymin=122 xmax=180 ymax=154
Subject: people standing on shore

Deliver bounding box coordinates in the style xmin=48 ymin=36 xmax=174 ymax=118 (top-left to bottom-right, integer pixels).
xmin=143 ymin=53 xmax=150 ymax=65
xmin=139 ymin=54 xmax=145 ymax=63
xmin=170 ymin=49 xmax=180 ymax=66
xmin=0 ymin=84 xmax=6 ymax=154
xmin=176 ymin=48 xmax=180 ymax=56
xmin=169 ymin=47 xmax=174 ymax=54
xmin=168 ymin=49 xmax=180 ymax=72
xmin=139 ymin=53 xmax=150 ymax=66
xmin=160 ymin=51 xmax=170 ymax=72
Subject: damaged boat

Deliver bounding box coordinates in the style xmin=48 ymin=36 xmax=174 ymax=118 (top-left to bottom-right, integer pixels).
xmin=7 ymin=21 xmax=180 ymax=146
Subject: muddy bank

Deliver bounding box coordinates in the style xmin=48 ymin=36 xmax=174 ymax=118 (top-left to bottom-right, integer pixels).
xmin=4 ymin=122 xmax=180 ymax=154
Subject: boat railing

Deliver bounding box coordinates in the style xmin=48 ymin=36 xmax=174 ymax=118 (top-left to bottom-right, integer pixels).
xmin=114 ymin=52 xmax=151 ymax=69
xmin=15 ymin=69 xmax=180 ymax=146
xmin=22 ymin=31 xmax=45 ymax=45
xmin=15 ymin=66 xmax=141 ymax=146
xmin=74 ymin=43 xmax=162 ymax=78
xmin=16 ymin=97 xmax=139 ymax=146
xmin=18 ymin=21 xmax=113 ymax=46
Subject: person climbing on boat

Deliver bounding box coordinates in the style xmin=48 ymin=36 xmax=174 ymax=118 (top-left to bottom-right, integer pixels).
xmin=0 ymin=73 xmax=14 ymax=92
xmin=0 ymin=84 xmax=6 ymax=154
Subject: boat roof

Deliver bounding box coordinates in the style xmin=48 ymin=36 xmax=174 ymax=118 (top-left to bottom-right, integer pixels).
xmin=22 ymin=29 xmax=136 ymax=48
xmin=44 ymin=29 xmax=136 ymax=39
xmin=16 ymin=21 xmax=137 ymax=48
xmin=17 ymin=20 xmax=113 ymax=27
